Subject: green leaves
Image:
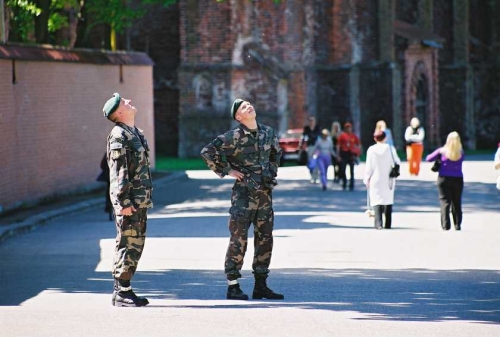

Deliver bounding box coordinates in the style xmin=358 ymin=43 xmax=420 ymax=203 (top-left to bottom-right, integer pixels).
xmin=85 ymin=0 xmax=145 ymax=33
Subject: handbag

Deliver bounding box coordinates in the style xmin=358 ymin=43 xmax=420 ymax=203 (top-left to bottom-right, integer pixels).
xmin=431 ymin=155 xmax=441 ymax=172
xmin=389 ymin=146 xmax=400 ymax=178
xmin=298 ymin=149 xmax=308 ymax=165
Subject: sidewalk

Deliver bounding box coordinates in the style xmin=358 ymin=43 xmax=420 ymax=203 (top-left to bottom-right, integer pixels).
xmin=2 ymin=154 xmax=497 ymax=244
xmin=0 ymin=171 xmax=186 ymax=243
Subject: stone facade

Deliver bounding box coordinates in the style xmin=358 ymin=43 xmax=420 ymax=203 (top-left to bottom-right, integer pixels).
xmin=148 ymin=0 xmax=500 ymax=156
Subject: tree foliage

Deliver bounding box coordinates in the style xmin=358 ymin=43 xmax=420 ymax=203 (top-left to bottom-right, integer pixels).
xmin=4 ymin=0 xmax=178 ymax=47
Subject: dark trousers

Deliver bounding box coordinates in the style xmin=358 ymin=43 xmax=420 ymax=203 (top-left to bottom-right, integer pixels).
xmin=339 ymin=151 xmax=355 ymax=189
xmin=331 ymin=155 xmax=340 ymax=181
xmin=437 ymin=176 xmax=463 ymax=230
xmin=373 ymin=205 xmax=392 ymax=229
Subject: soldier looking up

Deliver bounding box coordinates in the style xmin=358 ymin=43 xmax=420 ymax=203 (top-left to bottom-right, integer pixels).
xmin=103 ymin=93 xmax=153 ymax=307
xmin=201 ymin=98 xmax=284 ymax=301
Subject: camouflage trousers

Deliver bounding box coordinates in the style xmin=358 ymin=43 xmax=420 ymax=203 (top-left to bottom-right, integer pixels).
xmin=112 ymin=208 xmax=148 ymax=281
xmin=225 ymin=184 xmax=274 ymax=280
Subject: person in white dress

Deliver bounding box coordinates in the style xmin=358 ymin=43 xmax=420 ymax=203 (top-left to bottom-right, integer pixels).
xmin=494 ymin=143 xmax=500 ymax=189
xmin=363 ymin=130 xmax=401 ymax=229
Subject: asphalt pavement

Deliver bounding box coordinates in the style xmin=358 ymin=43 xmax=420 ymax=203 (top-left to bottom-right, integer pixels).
xmin=1 ymin=158 xmax=499 ymax=337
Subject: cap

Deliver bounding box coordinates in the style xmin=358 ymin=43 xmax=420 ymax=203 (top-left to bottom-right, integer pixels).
xmin=344 ymin=122 xmax=352 ymax=128
xmin=103 ymin=93 xmax=121 ymax=118
xmin=230 ymin=98 xmax=244 ymax=120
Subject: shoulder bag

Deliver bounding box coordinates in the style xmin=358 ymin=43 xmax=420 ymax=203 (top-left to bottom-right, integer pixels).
xmin=431 ymin=154 xmax=441 ymax=172
xmin=389 ymin=146 xmax=400 ymax=178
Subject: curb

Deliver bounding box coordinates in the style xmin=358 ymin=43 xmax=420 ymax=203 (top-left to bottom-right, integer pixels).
xmin=0 ymin=171 xmax=187 ymax=244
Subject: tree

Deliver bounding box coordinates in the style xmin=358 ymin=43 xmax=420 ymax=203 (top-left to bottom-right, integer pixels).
xmin=5 ymin=0 xmax=178 ymax=49
xmin=6 ymin=0 xmax=79 ymax=45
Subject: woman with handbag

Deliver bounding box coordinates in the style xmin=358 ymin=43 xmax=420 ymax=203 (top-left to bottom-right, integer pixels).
xmin=363 ymin=130 xmax=401 ymax=229
xmin=425 ymin=132 xmax=464 ymax=231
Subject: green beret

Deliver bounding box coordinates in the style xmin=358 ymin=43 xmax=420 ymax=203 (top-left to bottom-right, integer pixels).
xmin=230 ymin=98 xmax=244 ymax=120
xmin=103 ymin=93 xmax=121 ymax=118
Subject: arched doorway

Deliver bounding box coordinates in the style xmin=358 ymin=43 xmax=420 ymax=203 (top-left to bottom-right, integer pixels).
xmin=408 ymin=59 xmax=435 ymax=149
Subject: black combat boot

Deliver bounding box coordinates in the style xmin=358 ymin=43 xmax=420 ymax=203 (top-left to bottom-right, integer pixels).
xmin=114 ymin=289 xmax=149 ymax=307
xmin=112 ymin=279 xmax=149 ymax=307
xmin=252 ymin=275 xmax=284 ymax=300
xmin=226 ymin=283 xmax=249 ymax=300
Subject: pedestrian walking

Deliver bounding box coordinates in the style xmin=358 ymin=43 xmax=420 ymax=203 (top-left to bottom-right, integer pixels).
xmin=363 ymin=130 xmax=401 ymax=229
xmin=494 ymin=143 xmax=500 ymax=189
xmin=330 ymin=121 xmax=341 ymax=183
xmin=96 ymin=153 xmax=113 ymax=221
xmin=312 ymin=129 xmax=336 ymax=191
xmin=103 ymin=93 xmax=153 ymax=307
xmin=200 ymin=98 xmax=284 ymax=301
xmin=405 ymin=117 xmax=425 ymax=175
xmin=336 ymin=122 xmax=361 ymax=191
xmin=425 ymin=131 xmax=464 ymax=231
xmin=300 ymin=116 xmax=321 ymax=183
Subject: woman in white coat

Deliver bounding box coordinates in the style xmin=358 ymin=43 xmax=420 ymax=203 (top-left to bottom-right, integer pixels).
xmin=363 ymin=130 xmax=401 ymax=229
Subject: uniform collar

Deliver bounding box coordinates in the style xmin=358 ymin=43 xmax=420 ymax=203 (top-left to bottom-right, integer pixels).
xmin=239 ymin=123 xmax=259 ymax=134
xmin=117 ymin=122 xmax=142 ymax=135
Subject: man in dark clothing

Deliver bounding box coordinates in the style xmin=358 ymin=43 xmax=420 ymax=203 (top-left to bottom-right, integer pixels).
xmin=301 ymin=116 xmax=321 ymax=183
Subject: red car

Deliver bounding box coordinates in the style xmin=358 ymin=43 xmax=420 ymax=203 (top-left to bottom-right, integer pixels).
xmin=278 ymin=128 xmax=305 ymax=165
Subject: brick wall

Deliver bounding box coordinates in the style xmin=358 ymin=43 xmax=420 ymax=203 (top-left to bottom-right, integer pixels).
xmin=130 ymin=3 xmax=180 ymax=156
xmin=433 ymin=0 xmax=454 ymax=65
xmin=0 ymin=47 xmax=154 ymax=212
xmin=175 ymin=0 xmax=499 ymax=155
xmin=358 ymin=65 xmax=397 ymax=147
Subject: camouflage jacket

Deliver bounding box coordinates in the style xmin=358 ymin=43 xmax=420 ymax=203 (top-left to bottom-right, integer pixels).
xmin=200 ymin=123 xmax=282 ymax=190
xmin=107 ymin=122 xmax=153 ymax=212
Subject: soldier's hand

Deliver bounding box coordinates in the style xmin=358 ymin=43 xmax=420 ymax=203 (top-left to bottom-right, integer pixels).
xmin=228 ymin=170 xmax=244 ymax=181
xmin=119 ymin=206 xmax=137 ymax=216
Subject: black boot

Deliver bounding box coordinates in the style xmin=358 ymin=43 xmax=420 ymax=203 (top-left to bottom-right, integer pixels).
xmin=112 ymin=279 xmax=149 ymax=307
xmin=252 ymin=276 xmax=284 ymax=300
xmin=114 ymin=289 xmax=149 ymax=307
xmin=227 ymin=283 xmax=249 ymax=300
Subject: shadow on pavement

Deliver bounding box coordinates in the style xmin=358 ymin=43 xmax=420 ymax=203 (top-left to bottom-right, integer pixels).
xmin=151 ymin=178 xmax=500 ymax=216
xmin=1 ymin=174 xmax=499 ymax=325
xmin=140 ymin=268 xmax=500 ymax=324
xmin=2 ymin=262 xmax=499 ymax=324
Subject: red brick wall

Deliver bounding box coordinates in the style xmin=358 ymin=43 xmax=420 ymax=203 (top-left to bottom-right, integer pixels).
xmin=180 ymin=0 xmax=232 ymax=64
xmin=0 ymin=59 xmax=154 ymax=212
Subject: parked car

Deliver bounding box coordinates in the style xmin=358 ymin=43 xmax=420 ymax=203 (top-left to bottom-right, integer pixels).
xmin=278 ymin=128 xmax=305 ymax=165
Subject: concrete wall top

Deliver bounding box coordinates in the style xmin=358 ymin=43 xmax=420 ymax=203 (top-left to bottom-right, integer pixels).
xmin=0 ymin=43 xmax=154 ymax=66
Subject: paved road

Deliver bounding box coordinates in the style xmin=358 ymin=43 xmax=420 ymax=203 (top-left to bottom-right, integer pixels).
xmin=1 ymin=159 xmax=500 ymax=336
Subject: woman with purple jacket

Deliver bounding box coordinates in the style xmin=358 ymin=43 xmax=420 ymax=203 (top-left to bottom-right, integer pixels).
xmin=426 ymin=132 xmax=464 ymax=231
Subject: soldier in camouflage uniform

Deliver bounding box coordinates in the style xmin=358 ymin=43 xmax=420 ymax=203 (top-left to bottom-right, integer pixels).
xmin=103 ymin=93 xmax=153 ymax=307
xmin=201 ymin=98 xmax=284 ymax=300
